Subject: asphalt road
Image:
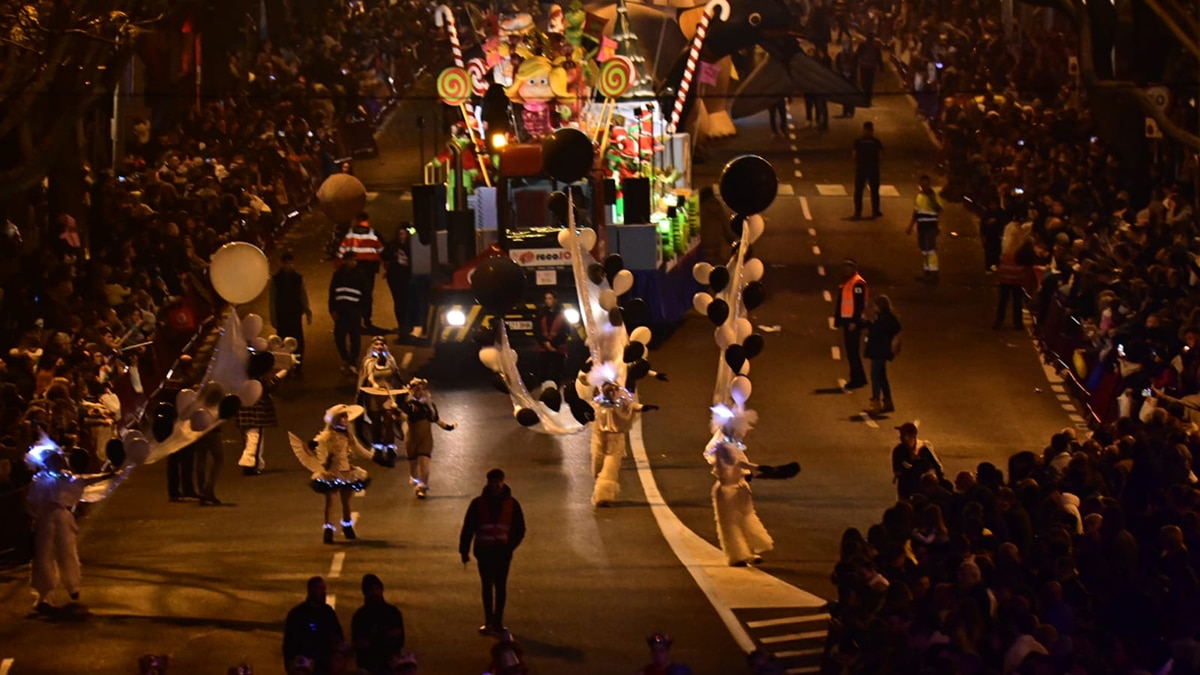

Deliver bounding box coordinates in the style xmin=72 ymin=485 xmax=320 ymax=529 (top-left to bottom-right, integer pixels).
xmin=0 ymin=67 xmax=1077 ymax=674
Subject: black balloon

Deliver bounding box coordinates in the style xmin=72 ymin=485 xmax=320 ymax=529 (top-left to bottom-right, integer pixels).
xmin=724 ymin=344 xmax=747 ymax=373
xmin=729 ymin=214 xmax=745 ymax=238
xmin=472 ymin=255 xmax=527 ymax=313
xmin=491 ymin=371 xmax=509 ymax=394
xmin=152 ymin=415 xmax=174 ymax=442
xmin=541 ymin=128 xmax=595 ymax=184
xmin=628 ymin=359 xmax=651 ymax=380
xmin=539 ymin=386 xmax=562 ymax=412
xmin=743 ymin=280 xmax=766 ymax=310
xmin=608 ymin=307 xmax=624 ymax=326
xmin=744 ymin=334 xmax=765 ymax=359
xmin=548 ymin=191 xmax=569 ymax=224
xmin=515 ymin=407 xmax=540 ymax=427
xmin=154 ymin=401 xmax=177 ymax=424
xmin=623 ymin=342 xmax=646 ymax=362
xmin=706 ymin=299 xmax=730 ymax=325
xmin=472 ymin=324 xmax=496 ymax=347
xmin=587 ymin=262 xmax=605 ymax=285
xmin=623 ymin=297 xmax=648 ymax=328
xmin=218 ymin=394 xmax=242 ymax=420
xmin=106 ymin=439 xmax=126 ymax=467
xmin=719 ymin=155 xmax=778 ymax=216
xmin=603 ymin=254 xmax=624 ymax=280
xmin=708 ymin=266 xmax=730 ymax=293
xmin=69 ymin=448 xmax=91 ymax=474
xmin=248 ymin=350 xmax=275 ymax=378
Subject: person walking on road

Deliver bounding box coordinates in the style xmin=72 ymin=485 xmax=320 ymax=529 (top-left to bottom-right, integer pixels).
xmin=906 ymin=174 xmax=944 ymax=282
xmin=351 ymin=573 xmax=406 ymax=675
xmin=851 ymin=122 xmax=883 ymax=220
xmin=397 ymin=378 xmax=456 ymax=499
xmin=854 ymin=33 xmax=883 ymax=106
xmin=834 ymin=259 xmax=869 ymax=389
xmin=863 ymin=295 xmax=901 ymax=414
xmin=193 ymin=428 xmax=224 ymax=506
xmin=271 ymin=251 xmax=313 ymax=372
xmin=891 ymin=422 xmax=944 ymax=500
xmin=835 ymin=37 xmax=857 ymax=118
xmin=330 ymin=252 xmax=370 ymax=373
xmin=237 ymin=367 xmax=287 ymax=475
xmin=383 ymin=227 xmax=412 ymax=336
xmin=283 ymin=576 xmax=344 ymax=675
xmin=709 ymin=405 xmax=774 ymax=567
xmin=995 ymin=221 xmax=1034 ymax=330
xmin=460 ymin=468 xmax=526 ymax=636
xmin=338 ymin=212 xmax=385 ymax=332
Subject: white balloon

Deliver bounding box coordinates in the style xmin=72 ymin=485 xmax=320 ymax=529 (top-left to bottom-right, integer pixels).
xmin=613 ymin=269 xmax=634 ymax=296
xmin=746 ymin=215 xmax=766 ymax=244
xmin=630 ymin=326 xmax=653 ymax=345
xmin=211 ymin=242 xmax=270 ymax=304
xmin=237 ymin=379 xmax=264 ymax=407
xmin=575 ymin=377 xmax=593 ymax=401
xmin=599 ymin=289 xmax=618 ymax=311
xmin=715 ymin=325 xmax=736 ymax=350
xmin=176 ymin=388 xmax=199 ymax=415
xmin=242 ymin=314 xmax=264 ymax=341
xmin=479 ymin=346 xmax=501 ymax=372
xmin=731 ymin=376 xmax=753 ymax=406
xmin=735 ymin=318 xmax=754 ymax=343
xmin=250 ymin=336 xmax=269 ymax=352
xmin=123 ymin=432 xmax=150 ymax=466
xmin=189 ymin=409 xmax=216 ymax=432
xmin=281 ymin=337 xmax=298 ymax=353
xmin=198 ymin=380 xmax=224 ymax=408
xmin=743 ymin=258 xmax=765 ymax=282
xmin=267 ymin=335 xmax=284 ymax=351
xmin=579 ymin=228 xmax=597 ymax=252
xmin=693 ymin=262 xmax=713 ymax=285
xmin=739 ymin=361 xmax=751 ymax=376
xmin=693 ymin=292 xmax=713 ymax=314
xmin=556 ymin=229 xmax=573 ymax=249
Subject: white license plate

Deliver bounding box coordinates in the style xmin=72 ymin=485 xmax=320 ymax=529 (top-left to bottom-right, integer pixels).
xmin=505 ymin=320 xmax=533 ymax=331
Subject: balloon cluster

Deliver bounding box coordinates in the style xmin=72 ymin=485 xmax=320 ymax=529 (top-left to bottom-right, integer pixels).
xmin=693 ymin=155 xmax=778 ymax=408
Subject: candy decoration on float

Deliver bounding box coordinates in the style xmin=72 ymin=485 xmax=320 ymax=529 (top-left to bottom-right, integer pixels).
xmin=667 ymin=0 xmax=730 ymax=135
xmin=467 ymin=58 xmax=490 ymax=97
xmin=437 ymin=66 xmax=492 ymax=187
xmin=434 ymin=5 xmax=465 ymax=68
xmin=593 ymin=56 xmax=636 ymax=149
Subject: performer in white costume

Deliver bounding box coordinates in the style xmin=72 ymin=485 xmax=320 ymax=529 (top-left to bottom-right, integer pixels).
xmin=26 ymin=438 xmax=123 ymax=611
xmin=587 ymin=365 xmax=658 ymax=507
xmin=290 ymin=404 xmax=374 ymax=544
xmin=708 ymin=404 xmax=774 ymax=566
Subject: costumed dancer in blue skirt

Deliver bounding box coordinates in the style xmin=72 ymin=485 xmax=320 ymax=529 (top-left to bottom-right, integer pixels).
xmin=290 ymin=404 xmax=373 ymax=544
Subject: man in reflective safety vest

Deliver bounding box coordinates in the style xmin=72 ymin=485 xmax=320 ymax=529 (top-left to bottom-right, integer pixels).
xmin=459 ymin=468 xmax=526 ymax=636
xmin=906 ymin=174 xmax=944 ymax=282
xmin=834 ymin=258 xmax=869 ymax=389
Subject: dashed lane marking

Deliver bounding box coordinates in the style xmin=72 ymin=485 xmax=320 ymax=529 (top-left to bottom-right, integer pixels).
xmin=807 ymin=227 xmax=816 ymax=236
xmin=794 ymin=170 xmax=803 ymax=178
xmin=827 ymin=317 xmax=836 ymax=330
xmin=1051 ymin=384 xmax=1066 ymax=393
xmin=801 ymin=197 xmax=813 ymax=221
xmin=858 ymin=412 xmax=879 ymax=429
xmin=399 ymin=193 xmax=412 ymax=201
xmin=746 ymin=615 xmax=830 ymax=629
xmin=793 ymin=157 xmax=801 ymax=164
xmin=1069 ymin=413 xmax=1086 ymax=423
xmin=715 ymin=183 xmax=794 ymax=196
xmin=1056 ymin=394 xmax=1071 ymax=402
xmin=812 ymin=245 xmax=821 ymax=256
xmin=329 ymin=552 xmax=346 ymax=578
xmin=2 ymin=658 xmax=14 ymax=675
xmin=831 ymin=346 xmax=841 ymax=360
xmin=879 ymin=185 xmax=901 ymax=198
xmin=822 ymin=290 xmax=832 ymax=302
xmin=762 ymin=630 xmax=826 ymax=643
xmin=816 ymin=184 xmax=847 ymax=197
xmin=817 ymin=265 xmax=825 ymax=276
xmin=778 ymin=648 xmax=824 ymax=657
xmin=790 ymin=144 xmax=799 ymax=152
xmin=351 ymin=511 xmax=360 ymax=524
xmin=789 ymin=133 xmax=797 ymax=140
xmin=1061 ymin=404 xmax=1077 ymax=412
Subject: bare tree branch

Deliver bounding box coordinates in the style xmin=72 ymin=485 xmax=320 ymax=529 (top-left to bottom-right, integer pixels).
xmin=1143 ymin=0 xmax=1200 ymax=62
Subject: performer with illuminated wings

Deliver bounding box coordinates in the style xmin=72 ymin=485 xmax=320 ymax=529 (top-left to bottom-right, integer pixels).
xmin=290 ymin=404 xmax=374 ymax=544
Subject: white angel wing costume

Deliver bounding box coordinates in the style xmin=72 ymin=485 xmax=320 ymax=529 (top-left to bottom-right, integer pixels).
xmin=289 ymin=432 xmax=325 ymax=475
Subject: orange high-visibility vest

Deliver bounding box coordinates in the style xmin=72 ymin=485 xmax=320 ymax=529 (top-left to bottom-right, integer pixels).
xmin=840 ymin=273 xmax=867 ymax=320
xmin=476 ymin=497 xmax=515 ymax=546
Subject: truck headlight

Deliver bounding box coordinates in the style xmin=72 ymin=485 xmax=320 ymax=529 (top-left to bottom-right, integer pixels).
xmin=564 ymin=307 xmax=581 ymax=325
xmin=445 ymin=308 xmax=467 ymax=327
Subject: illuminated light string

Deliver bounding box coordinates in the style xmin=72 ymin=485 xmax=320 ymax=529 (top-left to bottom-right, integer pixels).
xmin=667 ymin=0 xmax=730 ymax=135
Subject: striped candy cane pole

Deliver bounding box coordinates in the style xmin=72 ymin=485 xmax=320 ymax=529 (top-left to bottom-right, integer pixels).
xmin=434 ymin=5 xmax=465 ymax=68
xmin=667 ymin=0 xmax=730 ymax=134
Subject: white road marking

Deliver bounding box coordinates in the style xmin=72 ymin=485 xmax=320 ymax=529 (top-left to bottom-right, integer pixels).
xmin=778 ymin=184 xmax=795 ymax=196
xmin=822 ymin=290 xmax=832 ymax=302
xmin=328 ymin=552 xmax=346 ymax=578
xmin=816 ymin=184 xmax=847 ymax=197
xmin=793 ymin=157 xmax=801 ymax=164
xmin=775 ymin=648 xmax=825 ymax=658
xmin=801 ymin=197 xmax=813 ymax=221
xmin=328 ymin=594 xmax=337 ymax=609
xmin=1051 ymin=384 xmax=1066 ymax=393
xmin=399 ymin=192 xmax=412 ymax=202
xmin=351 ymin=511 xmax=360 ymax=524
xmin=1068 ymin=413 xmax=1086 ymax=423
xmin=812 ymin=245 xmax=821 ymax=256
xmin=790 ymin=144 xmax=798 ymax=152
xmin=879 ymin=185 xmax=901 ymax=198
xmin=1061 ymin=404 xmax=1077 ymax=412
xmin=366 ymin=192 xmax=380 ymax=202
xmin=1056 ymin=394 xmax=1071 ymax=402
xmin=817 ymin=265 xmax=825 ymax=276
xmin=789 ymin=133 xmax=797 ymax=140
xmin=786 ymin=667 xmax=821 ymax=675
xmin=838 ymin=378 xmax=848 ymax=391
xmin=807 ymin=227 xmax=816 ymax=236
xmin=794 ymin=170 xmax=803 ymax=178
xmin=628 ymin=418 xmax=826 ymax=654
xmin=746 ymin=615 xmax=830 ymax=629
xmin=761 ymin=630 xmax=826 ymax=643
xmin=827 ymin=317 xmax=836 ymax=330
xmin=1 ymin=658 xmax=14 ymax=675
xmin=354 ymin=490 xmax=366 ymax=498
xmin=831 ymin=346 xmax=841 ymax=360
xmin=858 ymin=412 xmax=879 ymax=428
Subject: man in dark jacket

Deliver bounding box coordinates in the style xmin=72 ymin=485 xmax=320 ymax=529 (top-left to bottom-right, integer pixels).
xmin=460 ymin=468 xmax=526 ymax=635
xmin=283 ymin=576 xmax=344 ymax=675
xmin=271 ymin=250 xmax=313 ymax=370
xmin=534 ymin=291 xmax=569 ymax=386
xmin=891 ymin=422 xmax=944 ymax=499
xmin=329 ymin=252 xmax=369 ymax=373
xmin=351 ymin=574 xmax=405 ymax=675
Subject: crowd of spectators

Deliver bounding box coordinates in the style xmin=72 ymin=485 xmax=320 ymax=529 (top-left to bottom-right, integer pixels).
xmin=0 ymin=0 xmax=440 ymax=559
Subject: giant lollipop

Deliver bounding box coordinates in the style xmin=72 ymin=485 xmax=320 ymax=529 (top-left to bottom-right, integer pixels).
xmin=438 ymin=66 xmax=491 ymax=187
xmin=593 ymin=56 xmax=635 ymax=147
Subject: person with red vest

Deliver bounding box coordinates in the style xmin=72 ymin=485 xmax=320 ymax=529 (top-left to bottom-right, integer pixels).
xmin=338 ymin=212 xmax=385 ymax=332
xmin=834 ymin=259 xmax=869 ymax=389
xmin=994 ymin=222 xmax=1035 ymax=330
xmin=460 ymin=468 xmax=526 ymax=636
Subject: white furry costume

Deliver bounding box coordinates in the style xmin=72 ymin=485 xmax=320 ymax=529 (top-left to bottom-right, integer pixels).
xmin=709 ymin=406 xmax=774 ymax=565
xmin=587 ymin=365 xmax=644 ymax=506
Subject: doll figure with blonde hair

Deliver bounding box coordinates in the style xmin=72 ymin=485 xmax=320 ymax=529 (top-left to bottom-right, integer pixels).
xmin=506 ymin=56 xmax=576 ymax=139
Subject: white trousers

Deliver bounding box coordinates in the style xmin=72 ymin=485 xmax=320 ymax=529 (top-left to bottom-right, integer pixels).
xmin=590 ymin=429 xmax=625 ymax=506
xmin=713 ymin=481 xmax=774 ymax=565
xmin=238 ymin=427 xmax=265 ymax=469
xmin=31 ymin=508 xmax=81 ymax=600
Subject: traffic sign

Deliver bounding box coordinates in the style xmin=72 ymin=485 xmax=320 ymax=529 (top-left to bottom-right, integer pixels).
xmin=1146 ymin=117 xmax=1163 ymax=139
xmin=1143 ymin=86 xmax=1170 ymax=112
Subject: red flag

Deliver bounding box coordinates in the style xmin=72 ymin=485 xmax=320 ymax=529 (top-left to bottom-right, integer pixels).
xmin=583 ymin=11 xmax=608 ymax=43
